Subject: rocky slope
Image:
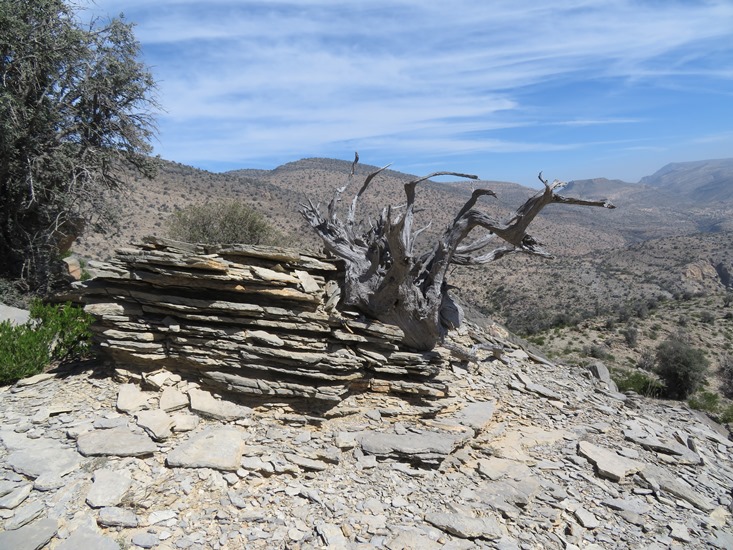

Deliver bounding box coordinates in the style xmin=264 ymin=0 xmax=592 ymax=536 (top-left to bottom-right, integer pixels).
xmin=1 ymin=325 xmax=732 ymax=549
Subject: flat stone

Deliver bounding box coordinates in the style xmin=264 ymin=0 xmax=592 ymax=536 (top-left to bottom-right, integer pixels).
xmin=0 ymin=483 xmax=32 ymax=509
xmin=574 ymin=507 xmax=599 ymax=529
xmin=145 ymin=371 xmax=170 ymax=390
xmin=77 ymin=427 xmax=157 ymax=457
xmin=477 ymin=457 xmax=531 ymax=481
xmin=116 ymin=383 xmax=150 ymax=413
xmin=425 ymin=511 xmax=505 ymax=540
xmin=624 ymin=430 xmax=701 ymax=464
xmin=316 ymin=523 xmax=349 ymax=546
xmin=640 ymin=464 xmax=715 ymax=512
xmin=358 ymin=429 xmax=471 ymax=467
xmin=3 ymin=500 xmax=45 ymax=530
xmin=0 ymin=517 xmax=57 ymax=550
xmin=577 ymin=440 xmax=645 ymax=482
xmin=97 ymin=506 xmax=138 ymax=528
xmin=668 ymin=522 xmax=692 ymax=542
xmin=478 ymin=477 xmax=541 ymax=509
xmin=93 ymin=416 xmax=128 ymax=429
xmin=56 ymin=527 xmax=119 ymax=550
xmin=132 ymin=532 xmax=160 ymax=548
xmin=708 ymin=530 xmax=733 ymax=549
xmin=167 ymin=427 xmax=246 ymax=471
xmin=136 ymin=409 xmax=174 ymax=441
xmin=284 ymin=453 xmax=329 ymax=471
xmin=14 ymin=373 xmax=54 ymax=387
xmin=450 ymin=401 xmax=496 ymax=432
xmin=188 ymin=389 xmax=252 ymax=421
xmin=171 ymin=413 xmax=199 ymax=432
xmin=33 ymin=473 xmax=65 ymax=492
xmin=160 ymin=387 xmax=189 ymax=412
xmin=0 ymin=303 xmax=30 ymax=326
xmin=6 ymin=439 xmax=82 ymax=479
xmin=86 ymin=469 xmax=132 ymax=508
xmin=148 ymin=509 xmax=177 ymax=524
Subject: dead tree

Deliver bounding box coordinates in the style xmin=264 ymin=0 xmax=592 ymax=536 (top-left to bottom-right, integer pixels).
xmin=301 ymin=154 xmax=614 ymax=351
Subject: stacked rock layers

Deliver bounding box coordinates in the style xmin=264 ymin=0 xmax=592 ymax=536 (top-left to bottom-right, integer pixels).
xmin=76 ymin=238 xmax=449 ymax=402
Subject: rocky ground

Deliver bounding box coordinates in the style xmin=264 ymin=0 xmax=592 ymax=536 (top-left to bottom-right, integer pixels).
xmin=1 ymin=326 xmax=733 ymax=549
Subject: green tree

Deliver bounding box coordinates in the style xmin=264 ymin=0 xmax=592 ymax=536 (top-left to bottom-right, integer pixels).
xmin=166 ymin=200 xmax=284 ymax=246
xmin=0 ymin=0 xmax=157 ymax=292
xmin=655 ymin=338 xmax=709 ymax=399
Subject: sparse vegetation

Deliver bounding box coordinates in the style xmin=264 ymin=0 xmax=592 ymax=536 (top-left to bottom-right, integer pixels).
xmin=166 ymin=200 xmax=284 ymax=245
xmin=0 ymin=301 xmax=93 ymax=384
xmin=612 ymin=368 xmax=664 ymax=397
xmin=655 ymin=338 xmax=709 ymax=399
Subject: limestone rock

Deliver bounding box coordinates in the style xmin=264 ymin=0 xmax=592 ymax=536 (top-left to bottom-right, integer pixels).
xmin=188 ymin=389 xmax=252 ymax=421
xmin=116 ymin=383 xmax=150 ymax=413
xmin=577 ymin=440 xmax=645 ymax=482
xmin=0 ymin=517 xmax=57 ymax=550
xmin=86 ymin=469 xmax=132 ymax=508
xmin=77 ymin=427 xmax=157 ymax=457
xmin=56 ymin=527 xmax=120 ymax=550
xmin=358 ymin=429 xmax=472 ymax=467
xmin=166 ymin=427 xmax=246 ymax=471
xmin=135 ymin=409 xmax=174 ymax=441
xmin=425 ymin=511 xmax=505 ymax=540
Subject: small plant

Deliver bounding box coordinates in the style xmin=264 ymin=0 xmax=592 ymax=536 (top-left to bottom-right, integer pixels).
xmin=584 ymin=343 xmax=612 ymax=361
xmin=687 ymin=391 xmax=720 ymax=413
xmin=621 ymin=325 xmax=638 ymax=348
xmin=699 ymin=311 xmax=715 ymax=324
xmin=636 ymin=347 xmax=656 ymax=371
xmin=612 ymin=368 xmax=664 ymax=397
xmin=0 ymin=301 xmax=93 ymax=385
xmin=655 ymin=338 xmax=709 ymax=399
xmin=720 ymin=354 xmax=733 ymax=398
xmin=166 ymin=200 xmax=284 ymax=246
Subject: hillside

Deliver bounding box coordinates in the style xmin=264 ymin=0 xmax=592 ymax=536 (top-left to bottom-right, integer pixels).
xmin=74 ymin=156 xmax=733 ymax=336
xmin=640 ymin=158 xmax=733 ymax=203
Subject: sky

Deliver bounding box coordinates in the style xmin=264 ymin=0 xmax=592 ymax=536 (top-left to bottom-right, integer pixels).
xmin=84 ymin=1 xmax=733 ymax=186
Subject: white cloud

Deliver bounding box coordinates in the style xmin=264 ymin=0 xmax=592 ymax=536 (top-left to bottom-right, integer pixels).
xmin=83 ymin=0 xmax=733 ymax=179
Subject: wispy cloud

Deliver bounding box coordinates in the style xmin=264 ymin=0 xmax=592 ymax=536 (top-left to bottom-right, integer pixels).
xmin=85 ymin=0 xmax=733 ymax=182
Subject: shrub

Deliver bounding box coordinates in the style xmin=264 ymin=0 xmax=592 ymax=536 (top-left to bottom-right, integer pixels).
xmin=687 ymin=391 xmax=720 ymax=413
xmin=699 ymin=311 xmax=715 ymax=324
xmin=636 ymin=348 xmax=656 ymax=371
xmin=621 ymin=326 xmax=638 ymax=348
xmin=721 ymin=354 xmax=733 ymax=398
xmin=654 ymin=339 xmax=709 ymax=399
xmin=166 ymin=200 xmax=283 ymax=246
xmin=612 ymin=369 xmax=664 ymax=397
xmin=584 ymin=343 xmax=612 ymax=361
xmin=0 ymin=301 xmax=92 ymax=384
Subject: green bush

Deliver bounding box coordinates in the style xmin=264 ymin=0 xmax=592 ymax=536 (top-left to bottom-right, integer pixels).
xmin=687 ymin=391 xmax=720 ymax=413
xmin=166 ymin=200 xmax=283 ymax=246
xmin=612 ymin=369 xmax=664 ymax=397
xmin=721 ymin=354 xmax=733 ymax=398
xmin=0 ymin=301 xmax=93 ymax=385
xmin=655 ymin=338 xmax=709 ymax=399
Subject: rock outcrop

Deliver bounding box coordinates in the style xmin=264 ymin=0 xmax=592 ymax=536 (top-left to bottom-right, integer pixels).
xmin=72 ymin=237 xmax=458 ymax=403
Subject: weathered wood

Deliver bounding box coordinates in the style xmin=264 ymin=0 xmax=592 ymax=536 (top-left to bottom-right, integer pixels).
xmin=301 ymin=157 xmax=615 ymax=350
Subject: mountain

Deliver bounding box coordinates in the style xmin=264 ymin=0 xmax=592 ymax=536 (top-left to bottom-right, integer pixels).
xmin=73 ymin=156 xmax=733 ymax=333
xmin=639 ymin=158 xmax=733 ymax=203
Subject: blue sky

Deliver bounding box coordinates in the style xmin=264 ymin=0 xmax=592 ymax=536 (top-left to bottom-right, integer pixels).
xmin=85 ymin=1 xmax=733 ymax=186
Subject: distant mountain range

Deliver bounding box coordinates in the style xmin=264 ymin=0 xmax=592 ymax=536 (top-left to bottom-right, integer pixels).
xmin=640 ymin=158 xmax=733 ymax=203
xmin=74 ymin=156 xmax=733 ymax=335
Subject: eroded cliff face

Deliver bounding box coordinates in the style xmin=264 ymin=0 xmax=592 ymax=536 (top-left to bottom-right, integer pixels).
xmin=682 ymin=260 xmax=727 ymax=294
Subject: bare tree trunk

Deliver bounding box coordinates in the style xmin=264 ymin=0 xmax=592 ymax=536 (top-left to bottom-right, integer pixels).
xmin=301 ymin=154 xmax=614 ymax=350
